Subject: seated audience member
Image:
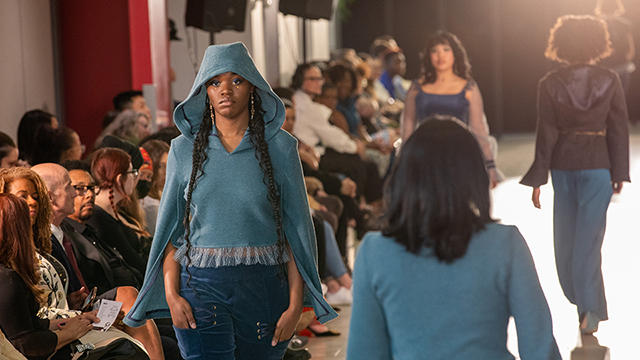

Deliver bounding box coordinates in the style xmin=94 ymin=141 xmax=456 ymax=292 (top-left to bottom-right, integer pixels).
xmin=17 ymin=110 xmax=58 ymax=163
xmin=27 ymin=164 xmax=174 ymax=360
xmin=347 ymin=116 xmax=561 ymax=360
xmin=112 ymin=90 xmax=152 ymax=121
xmin=60 ymin=160 xmax=143 ymax=292
xmin=31 ymin=127 xmax=85 ymax=165
xmin=139 ymin=140 xmax=170 ymax=236
xmin=374 ymin=51 xmax=409 ymax=102
xmin=86 ymin=147 xmax=147 ymax=275
xmin=0 ymin=193 xmax=98 ymax=360
xmin=291 ymin=63 xmax=383 ymax=207
xmin=315 ymin=83 xmax=351 ymax=135
xmin=326 ymin=64 xmax=362 ymax=137
xmin=95 ymin=110 xmax=153 ymax=149
xmin=0 ymin=132 xmax=26 ymax=169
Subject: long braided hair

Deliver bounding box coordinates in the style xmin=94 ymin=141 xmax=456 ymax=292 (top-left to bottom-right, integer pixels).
xmin=182 ymin=90 xmax=285 ymax=283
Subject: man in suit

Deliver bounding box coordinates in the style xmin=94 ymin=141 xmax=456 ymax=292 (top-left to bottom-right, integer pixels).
xmin=60 ymin=161 xmax=143 ymax=293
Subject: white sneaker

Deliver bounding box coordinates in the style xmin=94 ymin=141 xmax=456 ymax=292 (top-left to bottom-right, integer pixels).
xmin=325 ymin=287 xmax=352 ymax=306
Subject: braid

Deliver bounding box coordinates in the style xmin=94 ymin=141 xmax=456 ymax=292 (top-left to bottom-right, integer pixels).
xmin=248 ymin=92 xmax=286 ymax=264
xmin=183 ymin=97 xmax=214 ymax=286
xmin=108 ymin=186 xmax=120 ymax=221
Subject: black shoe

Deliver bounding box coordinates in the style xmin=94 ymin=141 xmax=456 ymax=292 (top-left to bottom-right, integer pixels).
xmin=283 ymin=347 xmax=312 ymax=360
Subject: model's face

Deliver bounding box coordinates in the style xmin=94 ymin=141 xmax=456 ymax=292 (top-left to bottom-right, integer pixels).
xmin=7 ymin=178 xmax=39 ymax=226
xmin=430 ymin=43 xmax=455 ymax=72
xmin=316 ymin=88 xmax=338 ymax=110
xmin=0 ymin=148 xmax=19 ymax=168
xmin=206 ymin=72 xmax=255 ymax=121
xmin=282 ymin=107 xmax=296 ymax=134
xmin=69 ymin=170 xmax=96 ymax=223
xmin=131 ymin=96 xmax=151 ymax=119
xmin=301 ymin=67 xmax=324 ymax=96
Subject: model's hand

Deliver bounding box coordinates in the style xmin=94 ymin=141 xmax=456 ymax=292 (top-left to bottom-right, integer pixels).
xmin=532 ymin=187 xmax=541 ymax=209
xmin=167 ymin=293 xmax=196 ymax=329
xmin=612 ymin=182 xmax=623 ymax=194
xmin=272 ymin=307 xmax=302 ymax=346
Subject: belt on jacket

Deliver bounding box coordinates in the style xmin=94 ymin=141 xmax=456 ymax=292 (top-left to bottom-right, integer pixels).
xmin=560 ymin=129 xmax=606 ymax=136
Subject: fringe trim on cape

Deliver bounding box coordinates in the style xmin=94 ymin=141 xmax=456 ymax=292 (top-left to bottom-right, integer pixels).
xmin=174 ymin=243 xmax=290 ymax=268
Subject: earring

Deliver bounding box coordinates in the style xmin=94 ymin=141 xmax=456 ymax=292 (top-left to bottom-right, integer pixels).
xmin=209 ymin=102 xmax=215 ymax=124
xmin=250 ymin=92 xmax=255 ymax=120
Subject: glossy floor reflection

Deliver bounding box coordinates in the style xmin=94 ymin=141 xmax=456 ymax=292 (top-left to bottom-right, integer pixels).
xmin=304 ymin=129 xmax=640 ymax=359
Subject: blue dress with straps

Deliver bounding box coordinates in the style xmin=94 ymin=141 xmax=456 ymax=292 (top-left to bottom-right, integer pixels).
xmin=414 ymin=80 xmax=473 ymax=125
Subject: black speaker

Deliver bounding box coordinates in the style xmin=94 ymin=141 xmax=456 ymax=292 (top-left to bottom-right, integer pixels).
xmin=185 ymin=0 xmax=248 ymax=33
xmin=279 ymin=0 xmax=333 ymax=20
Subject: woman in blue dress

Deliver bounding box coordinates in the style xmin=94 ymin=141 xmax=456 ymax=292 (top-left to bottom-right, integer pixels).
xmin=403 ymin=31 xmax=499 ymax=186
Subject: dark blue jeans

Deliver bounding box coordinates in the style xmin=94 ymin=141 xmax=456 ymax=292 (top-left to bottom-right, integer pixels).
xmin=174 ymin=264 xmax=290 ymax=359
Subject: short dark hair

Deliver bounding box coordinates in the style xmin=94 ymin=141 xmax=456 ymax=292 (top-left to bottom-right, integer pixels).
xmin=0 ymin=132 xmax=17 ymax=161
xmin=18 ymin=109 xmax=54 ymax=162
xmin=31 ymin=126 xmax=77 ymax=165
xmin=61 ymin=159 xmax=91 ymax=173
xmin=382 ymin=116 xmax=494 ymax=263
xmin=291 ymin=63 xmax=316 ymax=90
xmin=326 ymin=64 xmax=358 ymax=94
xmin=273 ymin=87 xmax=295 ymax=102
xmin=545 ymin=15 xmax=612 ymax=64
xmin=421 ymin=31 xmax=471 ymax=84
xmin=113 ymin=90 xmax=143 ymax=111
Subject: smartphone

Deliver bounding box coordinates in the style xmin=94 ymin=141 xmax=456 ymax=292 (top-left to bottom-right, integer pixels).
xmin=80 ymin=287 xmax=98 ymax=312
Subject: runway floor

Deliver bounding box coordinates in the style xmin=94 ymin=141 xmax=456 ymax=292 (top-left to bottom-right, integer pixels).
xmin=304 ymin=126 xmax=640 ymax=360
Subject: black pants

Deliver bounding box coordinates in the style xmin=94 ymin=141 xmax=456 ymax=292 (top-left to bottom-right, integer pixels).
xmin=319 ymin=148 xmax=383 ymax=203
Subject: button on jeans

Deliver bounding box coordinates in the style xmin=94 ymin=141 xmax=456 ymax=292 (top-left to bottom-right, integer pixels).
xmin=173 ymin=264 xmax=290 ymax=359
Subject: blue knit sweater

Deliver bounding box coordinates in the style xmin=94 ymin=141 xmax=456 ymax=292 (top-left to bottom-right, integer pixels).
xmin=347 ymin=224 xmax=561 ymax=360
xmin=124 ymin=42 xmax=338 ymax=327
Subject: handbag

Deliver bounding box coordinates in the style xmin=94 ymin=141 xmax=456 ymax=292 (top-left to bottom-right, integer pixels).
xmin=70 ymin=329 xmax=149 ymax=360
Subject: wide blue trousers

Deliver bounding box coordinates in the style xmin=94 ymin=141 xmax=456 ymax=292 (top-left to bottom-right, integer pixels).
xmin=551 ymin=169 xmax=612 ymax=321
xmin=173 ymin=264 xmax=290 ymax=360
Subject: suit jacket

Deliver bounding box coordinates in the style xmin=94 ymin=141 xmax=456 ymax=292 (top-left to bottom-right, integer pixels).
xmin=61 ymin=218 xmax=142 ymax=295
xmin=49 ymin=235 xmax=83 ymax=293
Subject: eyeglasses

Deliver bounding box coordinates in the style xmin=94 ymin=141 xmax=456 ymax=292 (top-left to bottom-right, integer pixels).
xmin=304 ymin=76 xmax=325 ymax=83
xmin=126 ymin=169 xmax=139 ymax=179
xmin=73 ymin=184 xmax=101 ymax=196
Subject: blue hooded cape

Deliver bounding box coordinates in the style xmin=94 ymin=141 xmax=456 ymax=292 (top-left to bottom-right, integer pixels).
xmin=124 ymin=42 xmax=338 ymax=327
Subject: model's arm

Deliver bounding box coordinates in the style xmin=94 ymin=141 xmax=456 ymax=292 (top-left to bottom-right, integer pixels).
xmin=346 ymin=237 xmax=393 ymax=360
xmin=272 ymin=244 xmax=304 ymax=346
xmin=520 ymin=80 xmax=560 ymax=207
xmin=605 ymin=75 xmax=630 ymax=191
xmin=163 ymin=242 xmax=196 ymax=329
xmin=466 ymin=82 xmax=499 ymax=187
xmin=400 ymin=81 xmax=418 ymax=140
xmin=506 ymin=226 xmax=562 ymax=360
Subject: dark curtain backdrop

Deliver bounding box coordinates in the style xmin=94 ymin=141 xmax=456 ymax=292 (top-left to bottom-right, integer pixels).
xmin=340 ymin=0 xmax=640 ymax=133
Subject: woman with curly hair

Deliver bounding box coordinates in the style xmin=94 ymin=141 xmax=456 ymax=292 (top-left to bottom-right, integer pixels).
xmin=402 ymin=31 xmax=500 ymax=187
xmin=521 ymin=15 xmax=629 ymax=335
xmin=124 ymin=42 xmax=336 ymax=358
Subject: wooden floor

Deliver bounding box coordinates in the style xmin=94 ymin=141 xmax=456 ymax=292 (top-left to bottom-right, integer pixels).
xmin=302 ymin=126 xmax=640 ymax=359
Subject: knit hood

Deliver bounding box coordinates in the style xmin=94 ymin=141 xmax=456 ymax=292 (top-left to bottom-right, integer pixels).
xmin=173 ymin=42 xmax=285 ymax=149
